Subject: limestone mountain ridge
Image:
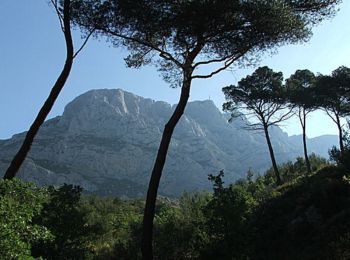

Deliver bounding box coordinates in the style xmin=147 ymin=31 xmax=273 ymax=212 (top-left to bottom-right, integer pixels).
xmin=0 ymin=89 xmax=337 ymax=197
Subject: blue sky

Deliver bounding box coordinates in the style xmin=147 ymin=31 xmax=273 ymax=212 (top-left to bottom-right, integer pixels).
xmin=0 ymin=0 xmax=349 ymax=140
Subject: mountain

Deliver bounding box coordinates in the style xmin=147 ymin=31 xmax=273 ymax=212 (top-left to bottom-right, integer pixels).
xmin=0 ymin=89 xmax=338 ymax=197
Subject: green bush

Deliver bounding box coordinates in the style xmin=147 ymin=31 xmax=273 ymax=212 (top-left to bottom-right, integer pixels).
xmin=329 ymin=136 xmax=350 ymax=171
xmin=32 ymin=184 xmax=98 ymax=259
xmin=201 ymin=171 xmax=257 ymax=259
xmin=2 ymin=160 xmax=350 ymax=260
xmin=0 ymin=179 xmax=52 ymax=259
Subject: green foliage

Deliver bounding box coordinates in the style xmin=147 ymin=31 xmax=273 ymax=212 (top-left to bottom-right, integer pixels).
xmin=329 ymin=130 xmax=350 ymax=171
xmin=0 ymin=179 xmax=146 ymax=260
xmin=223 ymin=66 xmax=293 ymax=184
xmin=3 ymin=159 xmax=350 ymax=259
xmin=285 ymin=69 xmax=318 ymax=173
xmin=201 ymin=171 xmax=257 ymax=259
xmin=199 ymin=162 xmax=350 ymax=259
xmin=71 ymin=0 xmax=340 ymax=86
xmin=223 ymin=66 xmax=289 ymax=129
xmin=286 ymin=69 xmax=316 ymax=109
xmin=254 ymin=166 xmax=350 ymax=259
xmin=154 ymin=204 xmax=194 ymax=259
xmin=0 ymin=179 xmax=52 ymax=260
xmin=32 ymin=184 xmax=98 ymax=259
xmin=69 ymin=2 xmax=342 ymax=257
xmin=265 ymin=153 xmax=329 ymax=182
xmin=153 ymin=193 xmax=211 ymax=260
xmin=84 ymin=196 xmax=144 ymax=259
xmin=329 ymin=233 xmax=350 ymax=259
xmin=314 ymin=66 xmax=350 ymax=153
xmin=315 ymin=66 xmax=350 ymax=117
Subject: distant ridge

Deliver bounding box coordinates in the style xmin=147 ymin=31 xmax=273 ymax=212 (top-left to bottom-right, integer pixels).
xmin=0 ymin=88 xmax=338 ymax=197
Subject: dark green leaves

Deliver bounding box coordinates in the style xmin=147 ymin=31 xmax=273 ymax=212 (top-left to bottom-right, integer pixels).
xmin=315 ymin=66 xmax=350 ymax=116
xmin=223 ymin=66 xmax=290 ymax=129
xmin=0 ymin=179 xmax=52 ymax=259
xmin=70 ymin=0 xmax=340 ymax=82
xmin=286 ymin=69 xmax=316 ymax=109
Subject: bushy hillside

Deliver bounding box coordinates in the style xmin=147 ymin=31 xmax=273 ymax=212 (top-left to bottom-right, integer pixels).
xmin=2 ymin=158 xmax=350 ymax=259
xmin=255 ymin=166 xmax=350 ymax=259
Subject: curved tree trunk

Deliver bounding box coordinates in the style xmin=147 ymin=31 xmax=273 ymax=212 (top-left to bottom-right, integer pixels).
xmin=300 ymin=108 xmax=311 ymax=174
xmin=142 ymin=73 xmax=192 ymax=260
xmin=3 ymin=0 xmax=74 ymax=180
xmin=263 ymin=123 xmax=282 ymax=185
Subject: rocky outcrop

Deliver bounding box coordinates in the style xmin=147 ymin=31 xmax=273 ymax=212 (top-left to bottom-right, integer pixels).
xmin=0 ymin=89 xmax=338 ymax=197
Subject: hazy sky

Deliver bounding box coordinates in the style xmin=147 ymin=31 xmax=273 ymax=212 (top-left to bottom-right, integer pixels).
xmin=1 ymin=1 xmax=349 ymax=140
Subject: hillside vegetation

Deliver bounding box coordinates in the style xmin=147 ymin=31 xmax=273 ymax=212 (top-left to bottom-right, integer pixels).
xmin=2 ymin=154 xmax=350 ymax=259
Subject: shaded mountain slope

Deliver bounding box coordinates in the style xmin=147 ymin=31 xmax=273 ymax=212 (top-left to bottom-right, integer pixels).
xmin=0 ymin=89 xmax=338 ymax=197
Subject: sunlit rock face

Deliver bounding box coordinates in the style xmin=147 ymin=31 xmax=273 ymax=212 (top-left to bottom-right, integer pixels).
xmin=0 ymin=89 xmax=337 ymax=197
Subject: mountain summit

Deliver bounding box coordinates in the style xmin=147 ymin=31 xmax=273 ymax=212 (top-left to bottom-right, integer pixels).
xmin=0 ymin=89 xmax=337 ymax=197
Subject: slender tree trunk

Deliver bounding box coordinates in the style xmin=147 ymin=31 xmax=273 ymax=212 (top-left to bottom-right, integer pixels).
xmin=336 ymin=113 xmax=344 ymax=154
xmin=3 ymin=0 xmax=73 ymax=180
xmin=300 ymin=108 xmax=311 ymax=174
xmin=142 ymin=72 xmax=192 ymax=260
xmin=263 ymin=123 xmax=282 ymax=185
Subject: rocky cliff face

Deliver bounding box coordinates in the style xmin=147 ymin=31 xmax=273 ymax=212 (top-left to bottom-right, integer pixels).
xmin=0 ymin=89 xmax=338 ymax=197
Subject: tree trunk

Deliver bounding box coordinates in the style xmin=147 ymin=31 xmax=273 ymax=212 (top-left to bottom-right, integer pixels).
xmin=336 ymin=113 xmax=344 ymax=154
xmin=142 ymin=73 xmax=192 ymax=260
xmin=3 ymin=0 xmax=74 ymax=180
xmin=300 ymin=108 xmax=311 ymax=174
xmin=263 ymin=123 xmax=282 ymax=185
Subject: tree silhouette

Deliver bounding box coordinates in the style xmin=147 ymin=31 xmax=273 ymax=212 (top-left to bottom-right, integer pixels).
xmin=315 ymin=66 xmax=350 ymax=154
xmin=286 ymin=69 xmax=317 ymax=174
xmin=70 ymin=1 xmax=340 ymax=258
xmin=3 ymin=0 xmax=94 ymax=180
xmin=223 ymin=67 xmax=293 ymax=185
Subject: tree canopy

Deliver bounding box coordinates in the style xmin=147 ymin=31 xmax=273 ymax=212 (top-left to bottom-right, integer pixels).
xmin=70 ymin=0 xmax=341 ymax=258
xmin=286 ymin=69 xmax=317 ymax=109
xmin=315 ymin=66 xmax=350 ymax=152
xmin=71 ymin=0 xmax=340 ymax=85
xmin=315 ymin=66 xmax=350 ymax=118
xmin=223 ymin=66 xmax=291 ymax=130
xmin=223 ymin=66 xmax=292 ymax=184
xmin=286 ymin=69 xmax=317 ymax=173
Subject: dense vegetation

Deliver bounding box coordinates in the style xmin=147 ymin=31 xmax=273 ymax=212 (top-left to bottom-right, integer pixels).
xmin=223 ymin=65 xmax=350 ymax=187
xmin=2 ymin=151 xmax=350 ymax=259
xmin=2 ymin=1 xmax=348 ymax=259
xmin=69 ymin=1 xmax=341 ymax=257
